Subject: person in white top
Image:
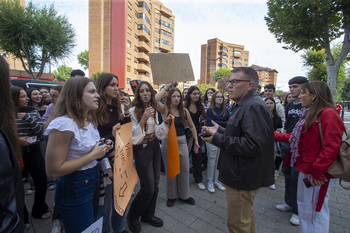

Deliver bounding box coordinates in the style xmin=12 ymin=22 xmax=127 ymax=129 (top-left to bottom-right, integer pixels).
xmin=127 ymin=81 xmax=171 ymax=232
xmin=44 ymin=77 xmax=111 ymax=233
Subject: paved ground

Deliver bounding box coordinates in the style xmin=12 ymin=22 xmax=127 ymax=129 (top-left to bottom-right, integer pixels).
xmin=25 ymin=111 xmax=350 ymax=233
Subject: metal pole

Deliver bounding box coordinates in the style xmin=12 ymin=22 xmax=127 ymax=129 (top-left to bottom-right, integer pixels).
xmin=341 ymin=80 xmax=347 ymax=121
xmin=213 ymin=60 xmax=216 ymax=87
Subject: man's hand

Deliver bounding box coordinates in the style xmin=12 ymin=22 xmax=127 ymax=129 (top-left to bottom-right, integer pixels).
xmin=201 ymin=121 xmax=219 ymax=144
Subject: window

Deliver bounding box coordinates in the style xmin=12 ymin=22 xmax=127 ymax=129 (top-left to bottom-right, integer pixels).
xmin=161 ymin=39 xmax=171 ymax=46
xmin=155 ymin=9 xmax=160 ymax=15
xmin=137 ymin=13 xmax=150 ymax=25
xmin=218 ymin=63 xmax=227 ymax=68
xmin=220 ymin=46 xmax=228 ymax=52
xmin=154 ymin=48 xmax=160 ymax=53
xmin=127 ymin=14 xmax=132 ymax=23
xmin=134 ymin=68 xmax=138 ymax=74
xmin=127 ymin=53 xmax=131 ymax=60
xmin=218 ymin=52 xmax=227 ymax=57
xmin=155 ymin=28 xmax=160 ymax=34
xmin=127 ymin=40 xmax=131 ymax=48
xmin=161 ymin=29 xmax=172 ymax=37
xmin=233 ymin=51 xmax=242 ymax=55
xmin=233 ymin=61 xmax=242 ymax=65
xmin=155 ymin=38 xmax=160 ymax=43
xmin=160 ymin=20 xmax=172 ymax=29
xmin=138 ymin=1 xmax=150 ymax=14
xmin=137 ymin=24 xmax=150 ymax=35
xmin=244 ymin=58 xmax=248 ymax=61
xmin=221 ymin=57 xmax=228 ymax=63
xmin=134 ymin=35 xmax=139 ymax=41
xmin=127 ymin=65 xmax=131 ymax=72
xmin=155 ymin=18 xmax=160 ymax=25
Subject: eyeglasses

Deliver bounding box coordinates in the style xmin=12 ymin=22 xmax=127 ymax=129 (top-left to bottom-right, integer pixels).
xmin=226 ymin=79 xmax=251 ymax=86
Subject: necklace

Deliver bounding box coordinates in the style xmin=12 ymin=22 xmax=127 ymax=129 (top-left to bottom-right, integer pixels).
xmin=107 ymin=105 xmax=114 ymax=112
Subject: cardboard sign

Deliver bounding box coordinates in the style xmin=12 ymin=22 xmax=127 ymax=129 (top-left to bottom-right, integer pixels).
xmin=113 ymin=122 xmax=139 ymax=216
xmin=129 ymin=79 xmax=142 ymax=94
xmin=82 ymin=217 xmax=103 ymax=233
xmin=149 ymin=53 xmax=195 ymax=84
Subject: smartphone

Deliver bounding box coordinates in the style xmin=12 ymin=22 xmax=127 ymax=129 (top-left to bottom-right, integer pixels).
xmin=198 ymin=132 xmax=211 ymax=138
xmin=26 ymin=136 xmax=37 ymax=144
xmin=303 ymin=177 xmax=312 ymax=188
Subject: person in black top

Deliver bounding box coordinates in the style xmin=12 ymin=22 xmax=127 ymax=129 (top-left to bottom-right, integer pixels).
xmin=157 ymin=87 xmax=199 ymax=207
xmin=95 ymin=73 xmax=131 ymax=233
xmin=275 ymin=76 xmax=308 ymax=226
xmin=185 ymin=86 xmax=207 ymax=190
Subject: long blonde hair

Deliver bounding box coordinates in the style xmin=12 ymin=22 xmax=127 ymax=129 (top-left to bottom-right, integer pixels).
xmin=46 ymin=77 xmax=98 ymax=129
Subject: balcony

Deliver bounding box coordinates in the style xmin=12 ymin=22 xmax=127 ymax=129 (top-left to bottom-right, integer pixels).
xmin=160 ymin=42 xmax=171 ymax=52
xmin=136 ymin=28 xmax=150 ymax=42
xmin=137 ymin=41 xmax=150 ymax=52
xmin=137 ymin=73 xmax=151 ymax=82
xmin=137 ymin=63 xmax=151 ymax=73
xmin=160 ymin=6 xmax=172 ymax=18
xmin=136 ymin=52 xmax=149 ymax=62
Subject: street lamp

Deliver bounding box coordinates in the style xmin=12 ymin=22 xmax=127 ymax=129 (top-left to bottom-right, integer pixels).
xmin=341 ymin=78 xmax=350 ymax=121
xmin=206 ymin=57 xmax=220 ymax=87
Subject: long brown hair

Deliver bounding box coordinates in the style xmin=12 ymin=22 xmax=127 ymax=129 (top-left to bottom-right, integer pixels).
xmin=0 ymin=56 xmax=21 ymax=159
xmin=95 ymin=73 xmax=124 ymax=125
xmin=131 ymin=81 xmax=157 ymax=128
xmin=209 ymin=91 xmax=228 ymax=117
xmin=46 ymin=77 xmax=98 ymax=129
xmin=303 ymin=81 xmax=336 ymax=131
xmin=185 ymin=86 xmax=206 ymax=119
xmin=166 ymin=88 xmax=187 ymax=127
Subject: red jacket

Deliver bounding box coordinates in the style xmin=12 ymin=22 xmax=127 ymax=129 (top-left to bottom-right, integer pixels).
xmin=275 ymin=108 xmax=344 ymax=211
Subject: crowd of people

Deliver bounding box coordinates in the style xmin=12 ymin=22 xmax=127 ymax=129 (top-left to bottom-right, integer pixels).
xmin=0 ymin=53 xmax=345 ymax=233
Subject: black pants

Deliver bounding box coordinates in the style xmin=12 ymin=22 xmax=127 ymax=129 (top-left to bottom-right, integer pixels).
xmin=191 ymin=135 xmax=203 ymax=183
xmin=128 ymin=139 xmax=161 ymax=221
xmin=22 ymin=143 xmax=49 ymax=218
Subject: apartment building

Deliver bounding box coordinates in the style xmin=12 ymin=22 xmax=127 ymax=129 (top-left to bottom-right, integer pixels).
xmin=89 ymin=0 xmax=174 ymax=94
xmin=199 ymin=38 xmax=249 ymax=86
xmin=251 ymin=64 xmax=278 ymax=87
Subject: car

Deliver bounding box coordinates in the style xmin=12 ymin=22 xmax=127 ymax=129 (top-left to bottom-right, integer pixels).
xmin=10 ymin=77 xmax=64 ymax=90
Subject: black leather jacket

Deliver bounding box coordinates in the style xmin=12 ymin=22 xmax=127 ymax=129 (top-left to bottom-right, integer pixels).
xmin=0 ymin=129 xmax=26 ymax=233
xmin=212 ymin=91 xmax=275 ymax=190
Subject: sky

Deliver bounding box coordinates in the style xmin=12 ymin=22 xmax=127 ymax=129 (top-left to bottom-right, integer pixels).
xmin=31 ymin=0 xmax=309 ymax=92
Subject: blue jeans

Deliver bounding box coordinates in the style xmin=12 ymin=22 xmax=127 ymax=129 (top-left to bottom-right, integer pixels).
xmin=97 ymin=184 xmax=126 ymax=233
xmin=55 ymin=166 xmax=99 ymax=233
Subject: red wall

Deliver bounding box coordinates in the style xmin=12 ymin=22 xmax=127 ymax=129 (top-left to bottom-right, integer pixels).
xmin=110 ymin=0 xmax=126 ymax=88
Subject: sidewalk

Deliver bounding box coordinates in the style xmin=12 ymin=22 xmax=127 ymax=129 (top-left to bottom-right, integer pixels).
xmin=25 ymin=168 xmax=349 ymax=233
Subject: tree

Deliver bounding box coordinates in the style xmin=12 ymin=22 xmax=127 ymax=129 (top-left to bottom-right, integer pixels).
xmin=265 ymin=0 xmax=350 ymax=100
xmin=77 ymin=50 xmax=89 ymax=70
xmin=197 ymin=84 xmax=216 ymax=96
xmin=301 ymin=44 xmax=349 ymax=101
xmin=53 ymin=65 xmax=73 ymax=82
xmin=0 ymin=0 xmax=76 ymax=79
xmin=91 ymin=71 xmax=107 ymax=81
xmin=214 ymin=68 xmax=232 ymax=82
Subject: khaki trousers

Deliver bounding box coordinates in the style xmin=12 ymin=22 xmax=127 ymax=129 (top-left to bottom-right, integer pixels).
xmin=225 ymin=186 xmax=260 ymax=233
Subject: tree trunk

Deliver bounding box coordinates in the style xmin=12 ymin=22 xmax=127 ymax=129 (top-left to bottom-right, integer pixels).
xmin=326 ymin=65 xmax=338 ymax=103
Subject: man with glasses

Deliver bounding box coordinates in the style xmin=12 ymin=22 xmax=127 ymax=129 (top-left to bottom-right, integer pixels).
xmin=275 ymin=76 xmax=308 ymax=226
xmin=202 ymin=67 xmax=274 ymax=233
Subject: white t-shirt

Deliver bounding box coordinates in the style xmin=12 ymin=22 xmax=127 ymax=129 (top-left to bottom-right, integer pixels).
xmin=44 ymin=116 xmax=99 ymax=171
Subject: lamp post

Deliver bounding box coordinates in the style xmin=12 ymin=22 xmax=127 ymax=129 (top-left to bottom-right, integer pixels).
xmin=341 ymin=78 xmax=350 ymax=121
xmin=206 ymin=57 xmax=220 ymax=87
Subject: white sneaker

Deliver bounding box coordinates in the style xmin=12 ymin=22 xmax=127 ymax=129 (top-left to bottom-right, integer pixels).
xmin=276 ymin=203 xmax=292 ymax=212
xmin=26 ymin=187 xmax=35 ymax=196
xmin=289 ymin=214 xmax=299 ymax=226
xmin=268 ymin=184 xmax=276 ymax=190
xmin=274 ymin=170 xmax=279 ymax=179
xmin=51 ymin=219 xmax=63 ymax=233
xmin=196 ymin=182 xmax=205 ymax=190
xmin=214 ymin=180 xmax=226 ymax=191
xmin=207 ymin=181 xmax=215 ymax=193
xmin=48 ymin=184 xmax=56 ymax=191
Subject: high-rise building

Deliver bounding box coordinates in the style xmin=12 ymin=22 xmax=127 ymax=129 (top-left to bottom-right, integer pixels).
xmin=89 ymin=0 xmax=174 ymax=94
xmin=251 ymin=64 xmax=278 ymax=87
xmin=199 ymin=38 xmax=249 ymax=86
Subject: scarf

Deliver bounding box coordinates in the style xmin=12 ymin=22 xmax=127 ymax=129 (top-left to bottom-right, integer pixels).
xmin=289 ymin=107 xmax=309 ymax=167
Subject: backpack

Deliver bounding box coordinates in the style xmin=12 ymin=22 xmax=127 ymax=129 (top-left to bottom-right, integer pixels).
xmin=318 ymin=116 xmax=350 ymax=190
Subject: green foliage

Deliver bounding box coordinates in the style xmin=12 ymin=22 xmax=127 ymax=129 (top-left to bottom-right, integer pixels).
xmin=214 ymin=68 xmax=231 ymax=82
xmin=91 ymin=71 xmax=107 ymax=81
xmin=53 ymin=65 xmax=73 ymax=82
xmin=77 ymin=50 xmax=89 ymax=70
xmin=197 ymin=84 xmax=216 ymax=96
xmin=0 ymin=0 xmax=76 ymax=79
xmin=265 ymin=0 xmax=350 ymax=100
xmin=301 ymin=44 xmax=349 ymax=101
